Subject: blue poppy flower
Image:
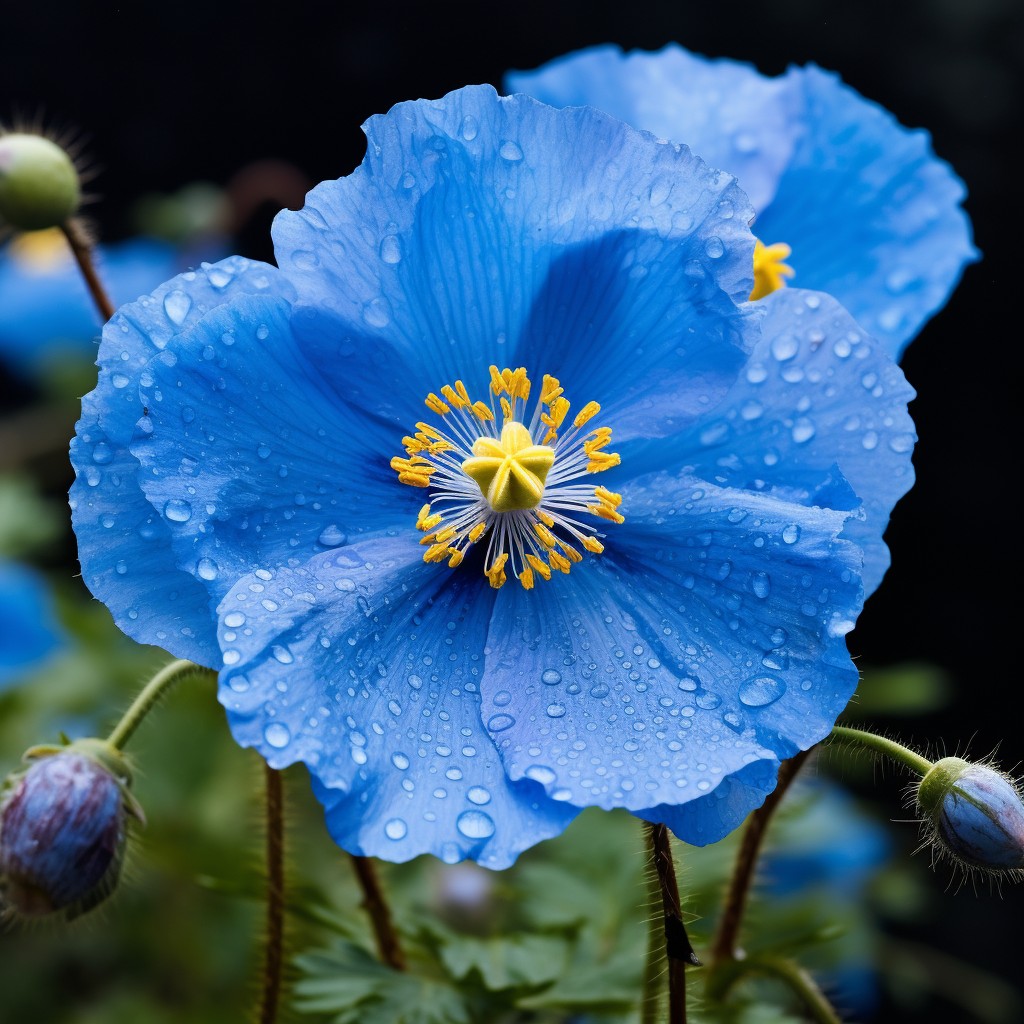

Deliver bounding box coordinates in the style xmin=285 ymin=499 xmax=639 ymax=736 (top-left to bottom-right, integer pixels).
xmin=506 ymin=44 xmax=978 ymax=359
xmin=70 ymin=85 xmax=914 ymax=867
xmin=0 ymin=230 xmax=183 ymax=377
xmin=0 ymin=560 xmax=63 ymax=691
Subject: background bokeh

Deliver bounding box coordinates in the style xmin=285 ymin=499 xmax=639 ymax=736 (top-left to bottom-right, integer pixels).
xmin=2 ymin=1 xmax=1021 ymax=1021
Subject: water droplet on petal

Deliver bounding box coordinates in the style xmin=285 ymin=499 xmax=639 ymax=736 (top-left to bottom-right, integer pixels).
xmin=264 ymin=722 xmax=291 ymax=748
xmin=163 ymin=290 xmax=192 ymax=325
xmin=499 ymin=141 xmax=523 ymax=161
xmin=384 ymin=818 xmax=407 ymax=840
xmin=457 ymin=810 xmax=495 ymax=839
xmin=318 ymin=524 xmax=347 ymax=547
xmin=541 ymin=669 xmax=561 ymax=686
xmin=163 ymin=499 xmax=192 ymax=523
xmin=738 ymin=675 xmax=787 ymax=707
xmin=467 ymin=786 xmax=491 ymax=805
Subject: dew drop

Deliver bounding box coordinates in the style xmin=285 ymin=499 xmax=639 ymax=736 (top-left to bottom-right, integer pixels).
xmin=499 ymin=140 xmax=523 ymax=161
xmin=318 ymin=524 xmax=347 ymax=547
xmin=391 ymin=752 xmax=410 ymax=770
xmin=525 ymin=764 xmax=556 ymax=785
xmin=384 ymin=818 xmax=408 ymax=840
xmin=257 ymin=443 xmax=271 ymax=459
xmin=487 ymin=713 xmax=515 ymax=732
xmin=272 ymin=645 xmax=294 ymax=665
xmin=781 ymin=524 xmax=800 ymax=545
xmin=460 ymin=115 xmax=479 ymax=141
xmin=541 ymin=669 xmax=562 ymax=686
xmin=546 ymin=703 xmax=566 ymax=718
xmin=224 ymin=611 xmax=246 ymax=628
xmin=704 ymin=236 xmax=725 ymax=259
xmin=467 ymin=786 xmax=491 ymax=805
xmin=163 ymin=498 xmax=192 ymax=523
xmin=738 ymin=675 xmax=787 ymax=707
xmin=379 ymin=235 xmax=402 ymax=264
xmin=264 ymin=722 xmax=291 ymax=748
xmin=457 ymin=810 xmax=496 ymax=839
xmin=163 ymin=290 xmax=192 ymax=325
xmin=197 ymin=557 xmax=219 ymax=581
xmin=751 ymin=571 xmax=770 ymax=598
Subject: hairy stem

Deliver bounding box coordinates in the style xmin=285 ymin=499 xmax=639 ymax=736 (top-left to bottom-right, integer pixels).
xmin=641 ymin=856 xmax=665 ymax=1024
xmin=349 ymin=855 xmax=406 ymax=970
xmin=710 ymin=748 xmax=812 ymax=967
xmin=741 ymin=954 xmax=842 ymax=1024
xmin=829 ymin=725 xmax=933 ymax=776
xmin=106 ymin=659 xmax=211 ymax=750
xmin=648 ymin=822 xmax=700 ymax=1024
xmin=60 ymin=218 xmax=115 ymax=322
xmin=258 ymin=764 xmax=286 ymax=1024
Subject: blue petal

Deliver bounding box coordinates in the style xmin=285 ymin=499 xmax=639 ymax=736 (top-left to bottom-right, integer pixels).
xmin=217 ymin=536 xmax=577 ymax=867
xmin=506 ymin=44 xmax=802 ymax=211
xmin=0 ymin=561 xmax=63 ymax=690
xmin=273 ymin=84 xmax=755 ymax=429
xmin=654 ymin=288 xmax=915 ymax=596
xmin=70 ymin=257 xmax=292 ymax=664
xmin=755 ymin=65 xmax=978 ymax=357
xmin=480 ymin=476 xmax=861 ymax=842
xmin=509 ymin=47 xmax=977 ymax=358
xmin=132 ymin=293 xmax=415 ymax=606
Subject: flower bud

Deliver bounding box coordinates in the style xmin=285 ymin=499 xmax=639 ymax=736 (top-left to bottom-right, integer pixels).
xmin=0 ymin=739 xmax=141 ymax=919
xmin=0 ymin=133 xmax=81 ymax=231
xmin=917 ymin=757 xmax=1024 ymax=872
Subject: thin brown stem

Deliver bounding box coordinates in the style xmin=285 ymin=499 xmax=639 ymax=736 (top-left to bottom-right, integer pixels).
xmin=648 ymin=822 xmax=700 ymax=1024
xmin=259 ymin=764 xmax=285 ymax=1024
xmin=710 ymin=748 xmax=813 ymax=967
xmin=349 ymin=855 xmax=406 ymax=971
xmin=60 ymin=218 xmax=115 ymax=322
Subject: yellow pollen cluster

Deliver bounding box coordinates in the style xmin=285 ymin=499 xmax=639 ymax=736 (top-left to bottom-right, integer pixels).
xmin=750 ymin=238 xmax=795 ymax=301
xmin=392 ymin=365 xmax=625 ymax=589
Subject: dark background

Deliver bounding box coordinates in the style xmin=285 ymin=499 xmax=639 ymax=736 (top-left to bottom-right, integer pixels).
xmin=3 ymin=1 xmax=1022 ymax=1020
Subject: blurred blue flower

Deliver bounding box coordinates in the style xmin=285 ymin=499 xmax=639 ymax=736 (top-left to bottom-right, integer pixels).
xmin=0 ymin=230 xmax=181 ymax=377
xmin=506 ymin=44 xmax=978 ymax=359
xmin=70 ymin=85 xmax=914 ymax=867
xmin=0 ymin=560 xmax=63 ymax=691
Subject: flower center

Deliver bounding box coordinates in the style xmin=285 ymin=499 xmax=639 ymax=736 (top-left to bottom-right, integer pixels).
xmin=391 ymin=366 xmax=624 ymax=590
xmin=749 ymin=238 xmax=795 ymax=301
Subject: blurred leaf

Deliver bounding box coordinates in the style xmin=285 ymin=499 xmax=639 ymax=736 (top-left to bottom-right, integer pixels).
xmin=514 ymin=956 xmax=641 ymax=1012
xmin=294 ymin=940 xmax=470 ymax=1024
xmin=0 ymin=473 xmax=63 ymax=556
xmin=843 ymin=662 xmax=953 ymax=717
xmin=433 ymin=927 xmax=570 ymax=990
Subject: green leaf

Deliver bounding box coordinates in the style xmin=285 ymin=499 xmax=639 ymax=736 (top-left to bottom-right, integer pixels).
xmin=436 ymin=929 xmax=570 ymax=990
xmin=293 ymin=940 xmax=470 ymax=1024
xmin=514 ymin=955 xmax=641 ymax=1012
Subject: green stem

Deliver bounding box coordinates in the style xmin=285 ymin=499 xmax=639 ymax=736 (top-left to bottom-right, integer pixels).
xmin=741 ymin=954 xmax=842 ymax=1024
xmin=60 ymin=218 xmax=115 ymax=322
xmin=105 ymin=659 xmax=211 ymax=750
xmin=349 ymin=855 xmax=406 ymax=970
xmin=710 ymin=748 xmax=811 ymax=968
xmin=258 ymin=763 xmax=286 ymax=1024
xmin=829 ymin=725 xmax=933 ymax=776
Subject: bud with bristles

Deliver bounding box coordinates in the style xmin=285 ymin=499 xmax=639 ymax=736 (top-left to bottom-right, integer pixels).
xmin=0 ymin=738 xmax=143 ymax=920
xmin=0 ymin=133 xmax=81 ymax=231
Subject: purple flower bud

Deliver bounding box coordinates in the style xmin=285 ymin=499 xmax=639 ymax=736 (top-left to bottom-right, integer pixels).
xmin=917 ymin=757 xmax=1024 ymax=872
xmin=0 ymin=743 xmax=137 ymax=919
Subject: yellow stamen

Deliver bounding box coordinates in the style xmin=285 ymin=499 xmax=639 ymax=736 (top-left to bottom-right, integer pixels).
xmin=440 ymin=384 xmax=469 ymax=410
xmin=468 ymin=522 xmax=488 ymax=543
xmin=424 ymin=542 xmax=450 ymax=563
xmin=537 ymin=511 xmax=555 ymax=528
xmin=582 ymin=536 xmax=605 ymax=554
xmin=750 ymin=239 xmax=795 ymax=301
xmin=574 ymin=401 xmax=601 ymax=428
xmin=549 ymin=550 xmax=571 ymax=574
xmin=594 ymin=486 xmax=622 ymax=507
xmin=447 ymin=548 xmax=464 ymax=568
xmin=518 ymin=568 xmax=535 ymax=590
xmin=534 ymin=524 xmax=556 ymax=549
xmin=486 ymin=553 xmax=509 ymax=589
xmin=425 ymin=393 xmax=450 ymax=415
xmin=472 ymin=401 xmax=494 ymax=421
xmin=526 ymin=554 xmax=552 ymax=581
xmin=589 ymin=502 xmax=625 ymax=524
xmin=541 ymin=374 xmax=563 ymax=404
xmin=559 ymin=540 xmax=583 ymax=563
xmin=489 ymin=365 xmax=507 ymax=395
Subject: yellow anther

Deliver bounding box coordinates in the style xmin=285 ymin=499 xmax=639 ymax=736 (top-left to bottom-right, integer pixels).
xmin=454 ymin=380 xmax=471 ymax=405
xmin=574 ymin=402 xmax=601 ymax=428
xmin=750 ymin=239 xmax=795 ymax=301
xmin=582 ymin=536 xmax=605 ymax=554
xmin=559 ymin=540 xmax=583 ymax=563
xmin=489 ymin=365 xmax=507 ymax=394
xmin=518 ymin=567 xmax=535 ymax=589
xmin=462 ymin=422 xmax=554 ymax=512
xmin=594 ymin=486 xmax=622 ymax=508
xmin=500 ymin=397 xmax=512 ymax=420
xmin=486 ymin=553 xmax=509 ymax=589
xmin=425 ymin=393 xmax=450 ymax=415
xmin=433 ymin=526 xmax=457 ymax=544
xmin=424 ymin=542 xmax=451 ymax=563
xmin=416 ymin=504 xmax=438 ymax=530
xmin=541 ymin=374 xmax=563 ymax=404
xmin=399 ymin=473 xmax=432 ymax=487
xmin=589 ymin=502 xmax=625 ymax=524
xmin=584 ymin=427 xmax=613 ymax=454
xmin=419 ymin=532 xmax=436 ymax=545
xmin=415 ymin=423 xmax=447 ymax=441
xmin=537 ymin=511 xmax=555 ymax=528
xmin=403 ymin=436 xmax=426 ymax=454
xmin=549 ymin=550 xmax=571 ymax=574
xmin=526 ymin=554 xmax=552 ymax=581
xmin=440 ymin=384 xmax=469 ymax=410
xmin=509 ymin=367 xmax=530 ymax=400
xmin=533 ymin=523 xmax=556 ymax=549
xmin=472 ymin=401 xmax=494 ymax=421
xmin=447 ymin=548 xmax=464 ymax=568
xmin=468 ymin=522 xmax=488 ymax=543
xmin=587 ymin=452 xmax=621 ymax=473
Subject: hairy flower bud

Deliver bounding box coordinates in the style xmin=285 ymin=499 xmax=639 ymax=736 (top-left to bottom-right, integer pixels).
xmin=0 ymin=739 xmax=141 ymax=919
xmin=0 ymin=133 xmax=81 ymax=231
xmin=917 ymin=757 xmax=1024 ymax=873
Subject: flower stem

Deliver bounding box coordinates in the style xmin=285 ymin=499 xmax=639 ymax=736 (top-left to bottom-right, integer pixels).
xmin=258 ymin=763 xmax=286 ymax=1024
xmin=647 ymin=822 xmax=700 ymax=1024
xmin=829 ymin=725 xmax=933 ymax=776
xmin=60 ymin=218 xmax=115 ymax=322
xmin=739 ymin=954 xmax=842 ymax=1024
xmin=710 ymin=748 xmax=812 ymax=968
xmin=348 ymin=855 xmax=406 ymax=970
xmin=106 ymin=659 xmax=212 ymax=751
xmin=641 ymin=856 xmax=665 ymax=1024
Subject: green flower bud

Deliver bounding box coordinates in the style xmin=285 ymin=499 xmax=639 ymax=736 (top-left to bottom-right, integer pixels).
xmin=0 ymin=133 xmax=81 ymax=231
